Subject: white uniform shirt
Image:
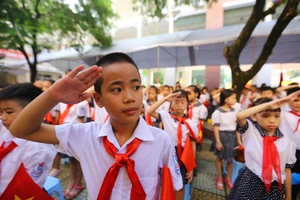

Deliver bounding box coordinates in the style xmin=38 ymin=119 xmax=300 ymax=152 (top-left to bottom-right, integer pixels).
xmin=94 ymin=104 xmax=108 ymax=124
xmin=159 ymin=110 xmax=198 ymax=147
xmin=189 ymin=101 xmax=208 ymax=125
xmin=211 ymin=107 xmax=238 ymax=131
xmin=0 ymin=130 xmax=55 ymax=194
xmin=55 ymin=117 xmax=183 ymax=200
xmin=279 ymin=111 xmax=300 ymax=149
xmin=161 ymin=101 xmax=171 ymax=112
xmin=239 ymin=94 xmax=251 ymax=111
xmin=59 ymin=102 xmax=88 ymax=123
xmin=238 ymin=120 xmax=296 ymax=183
xmin=199 ymin=94 xmax=208 ymax=104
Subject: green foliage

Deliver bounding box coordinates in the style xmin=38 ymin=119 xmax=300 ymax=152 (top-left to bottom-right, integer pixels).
xmin=0 ymin=0 xmax=115 ymax=52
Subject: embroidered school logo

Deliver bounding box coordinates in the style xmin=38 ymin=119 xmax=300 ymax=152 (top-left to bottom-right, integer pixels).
xmin=31 ymin=162 xmax=44 ymax=177
xmin=172 ymin=150 xmax=181 ymax=176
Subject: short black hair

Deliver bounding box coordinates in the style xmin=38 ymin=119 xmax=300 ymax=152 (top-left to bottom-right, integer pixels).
xmin=220 ymin=89 xmax=235 ymax=106
xmin=0 ymin=83 xmax=42 ymax=108
xmin=163 ymin=85 xmax=170 ymax=89
xmin=260 ymin=86 xmax=274 ymax=94
xmin=188 ymin=85 xmax=201 ymax=99
xmin=94 ymin=52 xmax=140 ymax=94
xmin=287 ymin=87 xmax=300 ymax=96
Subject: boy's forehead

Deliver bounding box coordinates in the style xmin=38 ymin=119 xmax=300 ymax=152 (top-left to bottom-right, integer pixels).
xmin=0 ymin=99 xmax=22 ymax=108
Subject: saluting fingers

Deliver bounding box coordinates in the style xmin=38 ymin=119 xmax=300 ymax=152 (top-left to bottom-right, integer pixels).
xmin=68 ymin=65 xmax=85 ymax=78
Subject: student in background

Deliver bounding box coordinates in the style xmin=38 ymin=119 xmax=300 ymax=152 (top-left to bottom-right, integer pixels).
xmin=279 ymin=87 xmax=300 ymax=200
xmin=147 ymin=90 xmax=198 ymax=199
xmin=161 ymin=85 xmax=171 ymax=112
xmin=211 ymin=89 xmax=240 ymax=191
xmin=0 ymin=83 xmax=55 ymax=198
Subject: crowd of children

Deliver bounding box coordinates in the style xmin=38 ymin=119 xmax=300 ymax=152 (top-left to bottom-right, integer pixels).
xmin=0 ymin=52 xmax=299 ymax=200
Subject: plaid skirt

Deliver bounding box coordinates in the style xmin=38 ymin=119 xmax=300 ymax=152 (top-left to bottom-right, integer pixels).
xmin=229 ymin=167 xmax=285 ymax=200
xmin=212 ymin=131 xmax=237 ymax=162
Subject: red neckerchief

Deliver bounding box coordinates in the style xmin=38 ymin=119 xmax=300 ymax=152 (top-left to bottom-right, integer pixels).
xmin=0 ymin=141 xmax=18 ymax=163
xmin=289 ymin=110 xmax=300 ymax=133
xmin=262 ymin=136 xmax=282 ymax=193
xmin=97 ymin=137 xmax=146 ymax=200
xmin=188 ymin=104 xmax=193 ymax=119
xmin=59 ymin=104 xmax=74 ymax=124
xmin=240 ymin=95 xmax=247 ymax=105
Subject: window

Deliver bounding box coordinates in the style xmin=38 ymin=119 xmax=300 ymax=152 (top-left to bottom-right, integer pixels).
xmin=191 ymin=69 xmax=205 ymax=86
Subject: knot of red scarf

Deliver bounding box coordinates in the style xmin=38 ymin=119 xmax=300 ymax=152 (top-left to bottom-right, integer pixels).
xmin=262 ymin=136 xmax=282 ymax=193
xmin=97 ymin=137 xmax=146 ymax=200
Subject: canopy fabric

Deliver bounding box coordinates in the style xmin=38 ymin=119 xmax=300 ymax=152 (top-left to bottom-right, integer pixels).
xmin=2 ymin=17 xmax=300 ymax=70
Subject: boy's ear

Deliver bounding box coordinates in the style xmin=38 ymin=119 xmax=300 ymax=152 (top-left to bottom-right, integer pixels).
xmin=93 ymin=93 xmax=104 ymax=108
xmin=251 ymin=114 xmax=257 ymax=122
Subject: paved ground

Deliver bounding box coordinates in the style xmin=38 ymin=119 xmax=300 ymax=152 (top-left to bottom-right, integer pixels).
xmin=51 ymin=138 xmax=299 ymax=200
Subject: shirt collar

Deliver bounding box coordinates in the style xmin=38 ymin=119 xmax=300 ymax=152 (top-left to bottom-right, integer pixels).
xmin=194 ymin=100 xmax=202 ymax=107
xmin=217 ymin=107 xmax=235 ymax=113
xmin=97 ymin=116 xmax=155 ymax=150
xmin=2 ymin=131 xmax=26 ymax=147
xmin=253 ymin=122 xmax=283 ymax=138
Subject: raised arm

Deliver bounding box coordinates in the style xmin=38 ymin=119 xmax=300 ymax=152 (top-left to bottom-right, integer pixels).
xmin=147 ymin=92 xmax=181 ymax=120
xmin=236 ymin=90 xmax=300 ymax=127
xmin=10 ymin=65 xmax=102 ymax=144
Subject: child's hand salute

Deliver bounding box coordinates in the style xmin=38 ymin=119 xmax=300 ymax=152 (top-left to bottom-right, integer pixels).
xmin=164 ymin=92 xmax=182 ymax=102
xmin=48 ymin=65 xmax=102 ymax=104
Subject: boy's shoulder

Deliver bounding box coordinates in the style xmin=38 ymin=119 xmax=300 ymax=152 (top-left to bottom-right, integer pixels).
xmin=147 ymin=126 xmax=173 ymax=145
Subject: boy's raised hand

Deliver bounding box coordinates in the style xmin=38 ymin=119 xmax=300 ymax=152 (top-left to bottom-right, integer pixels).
xmin=48 ymin=65 xmax=102 ymax=104
xmin=287 ymin=89 xmax=300 ymax=101
xmin=267 ymin=90 xmax=300 ymax=110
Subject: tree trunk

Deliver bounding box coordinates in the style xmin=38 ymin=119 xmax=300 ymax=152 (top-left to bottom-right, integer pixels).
xmin=29 ymin=64 xmax=37 ymax=83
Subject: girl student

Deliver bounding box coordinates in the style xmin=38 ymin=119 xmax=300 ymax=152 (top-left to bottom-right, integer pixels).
xmin=185 ymin=85 xmax=208 ymax=144
xmin=147 ymin=90 xmax=198 ymax=197
xmin=211 ymin=89 xmax=241 ymax=190
xmin=145 ymin=85 xmax=162 ymax=128
xmin=229 ymin=94 xmax=300 ymax=200
xmin=10 ymin=53 xmax=184 ymax=200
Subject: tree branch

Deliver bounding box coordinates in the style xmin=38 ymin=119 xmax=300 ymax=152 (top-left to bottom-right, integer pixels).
xmin=247 ymin=0 xmax=300 ymax=78
xmin=224 ymin=0 xmax=266 ymax=59
xmin=262 ymin=1 xmax=283 ymax=18
xmin=35 ymin=0 xmax=41 ymax=18
xmin=18 ymin=46 xmax=32 ymax=67
xmin=21 ymin=0 xmax=30 ymax=13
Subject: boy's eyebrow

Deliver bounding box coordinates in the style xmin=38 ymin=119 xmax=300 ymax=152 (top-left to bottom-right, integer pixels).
xmin=2 ymin=107 xmax=14 ymax=111
xmin=130 ymin=78 xmax=141 ymax=83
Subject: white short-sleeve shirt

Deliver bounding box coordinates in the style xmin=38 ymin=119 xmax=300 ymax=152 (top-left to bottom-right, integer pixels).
xmin=159 ymin=110 xmax=198 ymax=147
xmin=190 ymin=101 xmax=208 ymax=125
xmin=94 ymin=104 xmax=108 ymax=124
xmin=55 ymin=117 xmax=183 ymax=200
xmin=161 ymin=101 xmax=171 ymax=112
xmin=239 ymin=94 xmax=251 ymax=111
xmin=0 ymin=130 xmax=55 ymax=194
xmin=211 ymin=107 xmax=237 ymax=131
xmin=59 ymin=102 xmax=88 ymax=123
xmin=238 ymin=120 xmax=296 ymax=183
xmin=279 ymin=111 xmax=300 ymax=149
